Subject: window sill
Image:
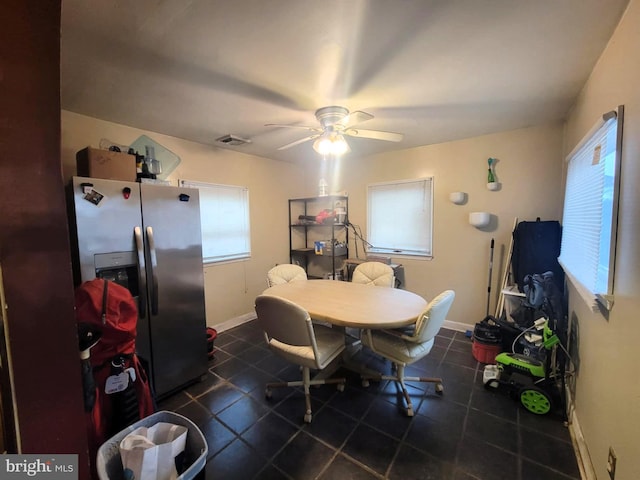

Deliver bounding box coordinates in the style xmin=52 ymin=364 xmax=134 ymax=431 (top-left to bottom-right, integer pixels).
xmin=595 ymin=294 xmax=615 ymax=311
xmin=204 ymin=255 xmax=250 ymax=266
xmin=563 ymin=268 xmax=613 ymax=313
xmin=367 ymin=249 xmax=432 ymax=261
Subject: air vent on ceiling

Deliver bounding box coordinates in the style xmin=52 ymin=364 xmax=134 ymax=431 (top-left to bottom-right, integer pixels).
xmin=215 ymin=134 xmax=252 ymax=146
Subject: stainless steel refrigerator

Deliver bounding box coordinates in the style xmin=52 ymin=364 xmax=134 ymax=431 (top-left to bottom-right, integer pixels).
xmin=69 ymin=176 xmax=208 ymax=399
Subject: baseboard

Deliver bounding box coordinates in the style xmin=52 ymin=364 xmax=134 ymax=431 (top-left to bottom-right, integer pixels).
xmin=213 ymin=312 xmax=256 ymax=333
xmin=443 ymin=319 xmax=472 ymax=333
xmin=566 ymin=392 xmax=596 ymax=480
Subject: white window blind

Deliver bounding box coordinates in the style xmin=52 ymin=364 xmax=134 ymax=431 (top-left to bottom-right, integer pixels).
xmin=180 ymin=180 xmax=251 ymax=263
xmin=367 ymin=178 xmax=433 ymax=257
xmin=558 ymin=107 xmax=622 ymax=310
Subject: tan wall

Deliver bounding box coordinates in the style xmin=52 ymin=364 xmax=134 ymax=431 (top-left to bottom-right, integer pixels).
xmin=563 ymin=1 xmax=640 ymax=479
xmin=309 ymin=124 xmax=564 ymax=327
xmin=62 ymin=111 xmax=306 ymax=327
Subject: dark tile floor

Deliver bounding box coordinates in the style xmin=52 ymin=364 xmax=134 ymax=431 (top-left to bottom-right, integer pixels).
xmin=158 ymin=321 xmax=581 ymax=480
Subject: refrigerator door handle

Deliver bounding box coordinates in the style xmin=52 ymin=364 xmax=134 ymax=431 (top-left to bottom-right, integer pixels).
xmin=134 ymin=226 xmax=147 ymax=318
xmin=146 ymin=226 xmax=159 ymax=315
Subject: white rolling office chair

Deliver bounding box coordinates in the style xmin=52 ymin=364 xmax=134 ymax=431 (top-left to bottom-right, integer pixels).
xmin=348 ymin=261 xmax=396 ymax=343
xmin=254 ymin=295 xmax=346 ymax=423
xmin=351 ymin=261 xmax=395 ymax=287
xmin=360 ymin=290 xmax=455 ymax=416
xmin=266 ymin=264 xmax=307 ymax=287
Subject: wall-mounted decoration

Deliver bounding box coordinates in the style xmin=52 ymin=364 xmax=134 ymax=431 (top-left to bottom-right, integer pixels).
xmin=487 ymin=158 xmax=496 ymax=182
xmin=469 ymin=212 xmax=491 ymax=228
xmin=487 ymin=157 xmax=500 ymax=190
xmin=449 ymin=192 xmax=467 ymax=205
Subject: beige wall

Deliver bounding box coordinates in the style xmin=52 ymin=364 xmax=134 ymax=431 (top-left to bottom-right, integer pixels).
xmin=311 ymin=124 xmax=564 ymax=328
xmin=563 ymin=1 xmax=640 ymax=479
xmin=62 ymin=111 xmax=305 ymax=327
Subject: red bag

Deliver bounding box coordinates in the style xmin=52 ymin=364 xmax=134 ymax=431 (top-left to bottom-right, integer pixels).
xmin=75 ymin=278 xmax=155 ymax=472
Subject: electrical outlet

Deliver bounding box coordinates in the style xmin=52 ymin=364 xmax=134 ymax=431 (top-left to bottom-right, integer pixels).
xmin=607 ymin=446 xmax=617 ymax=480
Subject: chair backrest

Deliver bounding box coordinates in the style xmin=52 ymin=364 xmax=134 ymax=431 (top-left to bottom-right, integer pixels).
xmin=352 ymin=261 xmax=395 ymax=287
xmin=254 ymin=295 xmax=320 ymax=367
xmin=266 ymin=264 xmax=308 ymax=287
xmin=411 ymin=290 xmax=456 ymax=343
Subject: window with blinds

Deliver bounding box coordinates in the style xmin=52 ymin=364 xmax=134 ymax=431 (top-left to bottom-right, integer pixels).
xmin=180 ymin=180 xmax=251 ymax=263
xmin=558 ymin=106 xmax=623 ymax=310
xmin=367 ymin=178 xmax=433 ymax=258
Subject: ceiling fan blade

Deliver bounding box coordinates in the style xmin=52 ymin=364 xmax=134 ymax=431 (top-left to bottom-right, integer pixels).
xmin=339 ymin=110 xmax=374 ymax=128
xmin=265 ymin=123 xmax=322 ymax=132
xmin=277 ymin=134 xmax=320 ymax=150
xmin=344 ymin=128 xmax=404 ymax=142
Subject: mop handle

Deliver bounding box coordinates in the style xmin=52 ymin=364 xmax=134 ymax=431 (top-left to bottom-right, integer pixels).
xmin=486 ymin=238 xmax=495 ymax=316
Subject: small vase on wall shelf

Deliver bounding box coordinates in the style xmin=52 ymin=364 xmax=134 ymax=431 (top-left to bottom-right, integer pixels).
xmin=486 ymin=158 xmax=500 ymax=191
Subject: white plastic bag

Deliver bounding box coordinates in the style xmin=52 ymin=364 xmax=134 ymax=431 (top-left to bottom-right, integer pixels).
xmin=119 ymin=422 xmax=188 ymax=480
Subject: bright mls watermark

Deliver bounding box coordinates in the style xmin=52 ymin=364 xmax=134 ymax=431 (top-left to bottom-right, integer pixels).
xmin=0 ymin=455 xmax=77 ymax=479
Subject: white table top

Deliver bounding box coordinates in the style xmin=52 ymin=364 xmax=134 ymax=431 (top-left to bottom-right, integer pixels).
xmin=262 ymin=280 xmax=427 ymax=329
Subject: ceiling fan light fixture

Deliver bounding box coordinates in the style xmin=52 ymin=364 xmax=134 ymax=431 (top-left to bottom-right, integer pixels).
xmin=313 ymin=133 xmax=350 ymax=156
xmin=270 ymin=105 xmax=400 ymax=153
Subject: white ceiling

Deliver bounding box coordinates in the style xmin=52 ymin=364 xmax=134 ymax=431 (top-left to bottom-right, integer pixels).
xmin=61 ymin=0 xmax=629 ymax=163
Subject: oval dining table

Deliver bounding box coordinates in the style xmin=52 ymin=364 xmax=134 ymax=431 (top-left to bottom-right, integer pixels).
xmin=262 ymin=279 xmax=428 ymax=329
xmin=261 ymin=279 xmax=428 ymax=379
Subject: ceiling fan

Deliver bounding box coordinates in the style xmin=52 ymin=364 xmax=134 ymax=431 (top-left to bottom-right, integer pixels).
xmin=265 ymin=106 xmax=403 ymax=155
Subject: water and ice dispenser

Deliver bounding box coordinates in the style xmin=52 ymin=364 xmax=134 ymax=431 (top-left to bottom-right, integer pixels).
xmin=94 ymin=252 xmax=139 ymax=297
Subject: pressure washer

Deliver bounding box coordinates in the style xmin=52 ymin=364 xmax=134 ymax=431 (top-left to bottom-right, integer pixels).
xmin=482 ymin=272 xmax=574 ymax=417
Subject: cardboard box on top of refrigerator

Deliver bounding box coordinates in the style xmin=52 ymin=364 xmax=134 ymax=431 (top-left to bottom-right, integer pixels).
xmin=76 ymin=147 xmax=137 ymax=182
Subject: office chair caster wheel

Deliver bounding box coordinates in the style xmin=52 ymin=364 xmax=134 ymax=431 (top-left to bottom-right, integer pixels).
xmin=337 ymin=383 xmax=345 ymax=392
xmin=265 ymin=387 xmax=272 ymax=399
xmin=361 ymin=379 xmax=370 ymax=388
xmin=304 ymin=413 xmax=312 ymax=423
xmin=435 ymin=383 xmax=444 ymax=394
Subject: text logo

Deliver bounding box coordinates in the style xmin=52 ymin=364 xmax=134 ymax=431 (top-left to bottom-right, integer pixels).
xmin=0 ymin=455 xmax=77 ymax=479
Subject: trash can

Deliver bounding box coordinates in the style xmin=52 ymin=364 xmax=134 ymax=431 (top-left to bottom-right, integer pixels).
xmin=96 ymin=411 xmax=208 ymax=480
